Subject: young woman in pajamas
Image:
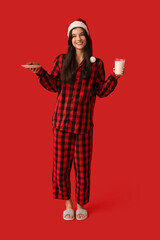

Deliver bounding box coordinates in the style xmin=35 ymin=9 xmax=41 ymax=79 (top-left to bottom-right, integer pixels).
xmin=26 ymin=18 xmax=125 ymax=220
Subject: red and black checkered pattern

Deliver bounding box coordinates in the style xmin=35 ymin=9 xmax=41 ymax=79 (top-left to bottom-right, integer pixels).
xmin=36 ymin=54 xmax=119 ymax=134
xmin=52 ymin=127 xmax=93 ymax=205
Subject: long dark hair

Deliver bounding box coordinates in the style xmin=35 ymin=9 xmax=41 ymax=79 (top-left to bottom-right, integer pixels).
xmin=61 ymin=27 xmax=93 ymax=84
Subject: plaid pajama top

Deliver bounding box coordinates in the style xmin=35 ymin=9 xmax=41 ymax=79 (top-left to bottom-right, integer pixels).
xmin=36 ymin=54 xmax=120 ymax=134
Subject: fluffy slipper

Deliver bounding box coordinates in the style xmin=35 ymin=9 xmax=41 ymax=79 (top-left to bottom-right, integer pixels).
xmin=63 ymin=209 xmax=75 ymax=220
xmin=76 ymin=209 xmax=88 ymax=220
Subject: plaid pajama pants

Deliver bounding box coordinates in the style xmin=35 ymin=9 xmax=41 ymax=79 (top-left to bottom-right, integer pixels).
xmin=52 ymin=127 xmax=93 ymax=205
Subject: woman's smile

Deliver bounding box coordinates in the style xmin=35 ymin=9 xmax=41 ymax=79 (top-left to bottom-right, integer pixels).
xmin=76 ymin=42 xmax=83 ymax=45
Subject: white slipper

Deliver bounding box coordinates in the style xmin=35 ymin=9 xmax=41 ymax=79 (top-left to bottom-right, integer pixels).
xmin=76 ymin=209 xmax=88 ymax=220
xmin=63 ymin=209 xmax=75 ymax=220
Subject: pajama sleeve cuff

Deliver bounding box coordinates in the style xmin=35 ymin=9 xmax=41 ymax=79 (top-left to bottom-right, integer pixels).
xmin=111 ymin=72 xmax=120 ymax=80
xmin=35 ymin=67 xmax=45 ymax=76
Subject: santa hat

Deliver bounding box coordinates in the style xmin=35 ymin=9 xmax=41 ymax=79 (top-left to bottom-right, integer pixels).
xmin=67 ymin=18 xmax=96 ymax=63
xmin=67 ymin=18 xmax=90 ymax=37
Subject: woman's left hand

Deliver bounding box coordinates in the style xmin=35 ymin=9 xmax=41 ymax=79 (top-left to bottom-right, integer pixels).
xmin=113 ymin=67 xmax=125 ymax=77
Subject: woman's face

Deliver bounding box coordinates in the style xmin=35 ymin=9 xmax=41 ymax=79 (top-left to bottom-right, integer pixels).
xmin=71 ymin=27 xmax=87 ymax=51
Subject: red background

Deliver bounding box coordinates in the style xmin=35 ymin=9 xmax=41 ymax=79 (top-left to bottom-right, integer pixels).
xmin=1 ymin=0 xmax=160 ymax=239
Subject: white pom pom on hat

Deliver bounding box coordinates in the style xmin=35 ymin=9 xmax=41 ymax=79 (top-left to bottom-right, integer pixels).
xmin=67 ymin=18 xmax=96 ymax=63
xmin=90 ymin=56 xmax=96 ymax=63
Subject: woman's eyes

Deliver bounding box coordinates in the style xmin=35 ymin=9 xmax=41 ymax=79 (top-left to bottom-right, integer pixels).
xmin=72 ymin=34 xmax=85 ymax=37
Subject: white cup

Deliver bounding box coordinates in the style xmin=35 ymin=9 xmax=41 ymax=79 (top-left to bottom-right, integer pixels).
xmin=114 ymin=58 xmax=125 ymax=75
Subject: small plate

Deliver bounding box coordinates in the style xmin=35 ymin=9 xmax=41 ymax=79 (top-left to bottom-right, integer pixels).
xmin=21 ymin=64 xmax=41 ymax=69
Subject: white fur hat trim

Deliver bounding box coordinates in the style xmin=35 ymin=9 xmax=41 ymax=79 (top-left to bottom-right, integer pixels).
xmin=67 ymin=21 xmax=89 ymax=37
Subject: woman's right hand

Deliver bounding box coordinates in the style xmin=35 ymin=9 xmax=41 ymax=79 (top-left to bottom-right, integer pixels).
xmin=25 ymin=62 xmax=42 ymax=74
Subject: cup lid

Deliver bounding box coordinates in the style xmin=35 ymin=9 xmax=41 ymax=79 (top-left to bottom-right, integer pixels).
xmin=115 ymin=58 xmax=125 ymax=61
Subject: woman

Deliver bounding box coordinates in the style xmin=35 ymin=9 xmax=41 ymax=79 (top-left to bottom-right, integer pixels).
xmin=26 ymin=18 xmax=125 ymax=221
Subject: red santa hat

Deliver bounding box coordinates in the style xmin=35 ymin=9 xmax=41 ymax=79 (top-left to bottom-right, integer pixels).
xmin=67 ymin=18 xmax=96 ymax=63
xmin=67 ymin=18 xmax=90 ymax=37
